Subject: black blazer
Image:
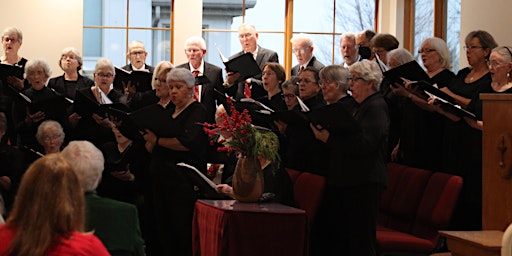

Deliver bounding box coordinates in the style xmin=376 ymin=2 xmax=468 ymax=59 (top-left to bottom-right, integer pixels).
xmin=176 ymin=61 xmax=224 ymax=123
xmin=224 ymin=45 xmax=279 ymax=100
xmin=48 ymin=74 xmax=94 ymax=100
xmin=291 ymin=56 xmax=325 ymax=76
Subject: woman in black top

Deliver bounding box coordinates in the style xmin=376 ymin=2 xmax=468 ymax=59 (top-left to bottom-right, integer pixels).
xmin=142 ymin=68 xmax=208 ymax=256
xmin=48 ymin=47 xmax=94 ymax=100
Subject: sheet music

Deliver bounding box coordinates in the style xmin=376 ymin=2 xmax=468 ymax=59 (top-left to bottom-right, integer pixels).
xmin=177 ymin=162 xmax=218 ymax=190
xmin=239 ymin=98 xmax=275 ymax=112
xmin=216 ymin=46 xmax=229 ymax=63
xmin=296 ymin=96 xmax=310 ymax=112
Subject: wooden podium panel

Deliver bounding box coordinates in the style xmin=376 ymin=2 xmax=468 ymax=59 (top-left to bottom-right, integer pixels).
xmin=439 ymin=230 xmax=502 ymax=256
xmin=481 ymin=93 xmax=512 ymax=230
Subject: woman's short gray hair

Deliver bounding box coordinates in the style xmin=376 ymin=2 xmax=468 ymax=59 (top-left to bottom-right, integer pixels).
xmin=59 ymin=47 xmax=83 ymax=71
xmin=349 ymin=60 xmax=383 ymax=91
xmin=387 ymin=48 xmax=414 ymax=67
xmin=24 ymin=59 xmax=52 ymax=79
xmin=94 ymin=57 xmax=115 ymax=75
xmin=36 ymin=120 xmax=64 ymax=145
xmin=421 ymin=37 xmax=452 ymax=69
xmin=61 ymin=140 xmax=105 ymax=192
xmin=167 ymin=68 xmax=195 ymax=88
xmin=2 ymin=27 xmax=23 ymax=43
xmin=319 ymin=65 xmax=350 ymax=92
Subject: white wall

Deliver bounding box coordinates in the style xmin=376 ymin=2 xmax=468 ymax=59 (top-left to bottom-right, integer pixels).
xmin=0 ymin=0 xmax=83 ymax=76
xmin=459 ymin=0 xmax=512 ymax=68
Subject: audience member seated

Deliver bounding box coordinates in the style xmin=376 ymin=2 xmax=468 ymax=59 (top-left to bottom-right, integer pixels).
xmin=61 ymin=140 xmax=145 ymax=256
xmin=0 ymin=154 xmax=110 ymax=256
xmin=36 ymin=120 xmax=65 ymax=155
xmin=216 ymin=155 xmax=294 ymax=206
xmin=0 ymin=112 xmax=23 ymax=221
xmin=290 ymin=33 xmax=325 ymax=76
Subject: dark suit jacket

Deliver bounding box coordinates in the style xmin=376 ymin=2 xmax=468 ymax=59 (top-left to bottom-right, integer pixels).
xmin=176 ymin=61 xmax=224 ymax=123
xmin=224 ymin=45 xmax=279 ymax=100
xmin=85 ymin=192 xmax=145 ymax=256
xmin=121 ymin=63 xmax=155 ymax=73
xmin=291 ymin=56 xmax=325 ymax=76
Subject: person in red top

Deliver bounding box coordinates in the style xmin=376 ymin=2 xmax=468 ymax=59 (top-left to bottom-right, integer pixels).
xmin=0 ymin=154 xmax=109 ymax=256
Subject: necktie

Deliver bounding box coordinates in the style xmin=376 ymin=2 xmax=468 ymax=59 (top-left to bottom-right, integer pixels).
xmin=192 ymin=70 xmax=200 ymax=101
xmin=299 ymin=66 xmax=305 ymax=74
xmin=244 ymin=81 xmax=251 ymax=98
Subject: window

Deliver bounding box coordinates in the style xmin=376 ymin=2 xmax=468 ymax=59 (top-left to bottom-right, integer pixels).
xmin=83 ymin=0 xmax=377 ymax=77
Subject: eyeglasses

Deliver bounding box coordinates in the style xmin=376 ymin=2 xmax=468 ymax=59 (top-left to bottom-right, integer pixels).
xmin=262 ymin=71 xmax=275 ymax=76
xmin=238 ymin=33 xmax=254 ymax=39
xmin=185 ymin=48 xmax=202 ymax=53
xmin=319 ymin=79 xmax=338 ymax=87
xmin=2 ymin=37 xmax=18 ymax=43
xmin=130 ymin=51 xmax=146 ymax=57
xmin=96 ymin=73 xmax=114 ymax=78
xmin=349 ymin=76 xmax=366 ymax=82
xmin=486 ymin=60 xmax=504 ymax=68
xmin=60 ymin=55 xmax=76 ymax=60
xmin=463 ymin=45 xmax=483 ymax=51
xmin=43 ymin=134 xmax=63 ymax=142
xmin=298 ymin=78 xmax=318 ymax=85
xmin=418 ymin=48 xmax=436 ymax=54
xmin=154 ymin=78 xmax=167 ymax=84
xmin=293 ymin=48 xmax=307 ymax=54
xmin=284 ymin=94 xmax=297 ymax=99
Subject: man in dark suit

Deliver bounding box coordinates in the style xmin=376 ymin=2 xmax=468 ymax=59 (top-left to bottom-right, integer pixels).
xmin=290 ymin=33 xmax=325 ymax=76
xmin=176 ymin=36 xmax=224 ymax=123
xmin=122 ymin=40 xmax=155 ymax=72
xmin=223 ymin=23 xmax=279 ymax=100
xmin=61 ymin=140 xmax=145 ymax=256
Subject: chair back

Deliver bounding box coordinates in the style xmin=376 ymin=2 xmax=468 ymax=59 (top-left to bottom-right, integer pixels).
xmin=292 ymin=171 xmax=326 ymax=228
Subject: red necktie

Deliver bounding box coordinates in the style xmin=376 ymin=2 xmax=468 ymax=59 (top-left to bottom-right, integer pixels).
xmin=192 ymin=70 xmax=200 ymax=101
xmin=244 ymin=81 xmax=251 ymax=98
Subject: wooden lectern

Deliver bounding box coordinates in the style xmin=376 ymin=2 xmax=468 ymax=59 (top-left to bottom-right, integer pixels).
xmin=441 ymin=93 xmax=512 ymax=256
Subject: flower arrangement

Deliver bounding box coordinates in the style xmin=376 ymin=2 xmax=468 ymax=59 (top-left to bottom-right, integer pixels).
xmin=203 ymin=98 xmax=280 ymax=163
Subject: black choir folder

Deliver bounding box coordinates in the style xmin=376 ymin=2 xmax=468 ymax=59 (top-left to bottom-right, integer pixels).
xmin=217 ymin=47 xmax=261 ymax=79
xmin=113 ymin=67 xmax=153 ymax=92
xmin=235 ymin=97 xmax=360 ymax=135
xmin=383 ymin=61 xmax=456 ymax=103
xmin=176 ymin=162 xmax=227 ymax=199
xmin=105 ymin=103 xmax=178 ymax=140
xmin=424 ymin=91 xmax=477 ymax=120
xmin=74 ymin=89 xmax=128 ymax=118
xmin=0 ymin=63 xmax=24 ymax=85
xmin=17 ymin=91 xmax=71 ymax=121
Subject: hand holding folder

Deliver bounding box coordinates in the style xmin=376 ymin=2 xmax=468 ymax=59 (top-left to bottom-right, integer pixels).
xmin=113 ymin=66 xmax=153 ymax=92
xmin=424 ymin=90 xmax=477 ymax=120
xmin=217 ymin=47 xmax=261 ymax=79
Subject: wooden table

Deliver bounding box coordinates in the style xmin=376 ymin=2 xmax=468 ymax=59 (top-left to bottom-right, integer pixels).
xmin=192 ymin=199 xmax=307 ymax=256
xmin=439 ymin=230 xmax=503 ymax=256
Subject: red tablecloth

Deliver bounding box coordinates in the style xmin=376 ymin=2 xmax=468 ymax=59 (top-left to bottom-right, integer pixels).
xmin=192 ymin=199 xmax=307 ymax=256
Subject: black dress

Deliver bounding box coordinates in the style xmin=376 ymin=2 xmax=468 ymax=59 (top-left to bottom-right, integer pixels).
xmin=398 ymin=69 xmax=455 ymax=171
xmin=147 ymin=101 xmax=208 ymax=256
xmin=311 ymin=92 xmax=389 ymax=256
xmin=47 ymin=74 xmax=94 ymax=100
